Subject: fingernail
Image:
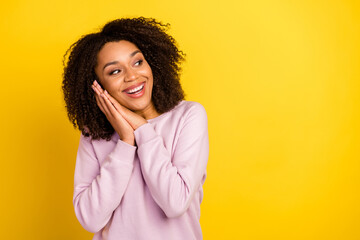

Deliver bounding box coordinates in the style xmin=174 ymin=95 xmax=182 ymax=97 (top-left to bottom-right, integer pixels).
xmin=104 ymin=90 xmax=108 ymax=94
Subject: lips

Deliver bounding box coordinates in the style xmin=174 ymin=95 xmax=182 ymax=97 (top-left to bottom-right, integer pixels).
xmin=122 ymin=82 xmax=145 ymax=94
xmin=122 ymin=82 xmax=146 ymax=98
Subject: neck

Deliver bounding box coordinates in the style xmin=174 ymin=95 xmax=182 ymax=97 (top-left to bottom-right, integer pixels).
xmin=134 ymin=102 xmax=160 ymax=120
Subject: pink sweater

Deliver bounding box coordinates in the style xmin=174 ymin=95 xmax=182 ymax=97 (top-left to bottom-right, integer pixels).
xmin=72 ymin=101 xmax=209 ymax=240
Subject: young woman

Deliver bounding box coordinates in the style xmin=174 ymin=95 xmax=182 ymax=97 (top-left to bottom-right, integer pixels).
xmin=62 ymin=17 xmax=209 ymax=240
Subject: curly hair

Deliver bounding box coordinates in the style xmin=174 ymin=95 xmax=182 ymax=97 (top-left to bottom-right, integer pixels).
xmin=62 ymin=17 xmax=185 ymax=140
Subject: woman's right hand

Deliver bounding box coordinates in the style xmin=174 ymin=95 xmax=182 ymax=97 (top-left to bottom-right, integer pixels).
xmin=92 ymin=80 xmax=135 ymax=146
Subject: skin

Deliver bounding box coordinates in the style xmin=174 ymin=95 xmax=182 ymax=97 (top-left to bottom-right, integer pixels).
xmin=92 ymin=40 xmax=160 ymax=146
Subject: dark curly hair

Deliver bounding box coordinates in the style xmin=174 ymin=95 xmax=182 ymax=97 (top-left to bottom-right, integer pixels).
xmin=62 ymin=17 xmax=185 ymax=140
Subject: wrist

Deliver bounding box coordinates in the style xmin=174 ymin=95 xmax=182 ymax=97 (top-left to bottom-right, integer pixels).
xmin=121 ymin=138 xmax=135 ymax=146
xmin=133 ymin=120 xmax=147 ymax=130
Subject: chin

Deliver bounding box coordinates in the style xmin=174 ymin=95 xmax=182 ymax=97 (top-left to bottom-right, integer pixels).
xmin=124 ymin=100 xmax=151 ymax=112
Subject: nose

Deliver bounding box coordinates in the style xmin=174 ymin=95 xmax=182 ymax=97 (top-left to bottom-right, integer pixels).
xmin=124 ymin=67 xmax=137 ymax=82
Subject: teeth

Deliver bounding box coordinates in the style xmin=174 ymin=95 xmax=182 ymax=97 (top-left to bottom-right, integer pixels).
xmin=126 ymin=84 xmax=144 ymax=94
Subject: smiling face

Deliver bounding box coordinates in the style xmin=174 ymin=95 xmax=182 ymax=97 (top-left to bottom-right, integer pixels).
xmin=94 ymin=40 xmax=158 ymax=119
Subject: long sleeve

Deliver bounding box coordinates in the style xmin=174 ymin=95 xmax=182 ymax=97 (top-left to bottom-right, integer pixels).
xmin=134 ymin=103 xmax=209 ymax=218
xmin=72 ymin=135 xmax=136 ymax=233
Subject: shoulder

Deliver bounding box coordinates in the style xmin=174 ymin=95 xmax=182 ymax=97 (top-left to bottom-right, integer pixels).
xmin=152 ymin=100 xmax=207 ymax=125
xmin=172 ymin=101 xmax=208 ymax=130
xmin=148 ymin=100 xmax=208 ymax=133
xmin=172 ymin=100 xmax=207 ymax=118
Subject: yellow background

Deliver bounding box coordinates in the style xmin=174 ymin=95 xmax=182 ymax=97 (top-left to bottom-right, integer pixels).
xmin=1 ymin=0 xmax=359 ymax=239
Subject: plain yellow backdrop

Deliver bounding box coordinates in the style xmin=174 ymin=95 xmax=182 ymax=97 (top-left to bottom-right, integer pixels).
xmin=0 ymin=0 xmax=359 ymax=239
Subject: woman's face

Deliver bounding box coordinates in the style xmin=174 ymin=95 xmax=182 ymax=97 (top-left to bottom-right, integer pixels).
xmin=95 ymin=40 xmax=157 ymax=118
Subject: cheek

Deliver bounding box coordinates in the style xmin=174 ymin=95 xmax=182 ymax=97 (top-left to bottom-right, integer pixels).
xmin=142 ymin=62 xmax=153 ymax=76
xmin=147 ymin=77 xmax=154 ymax=92
xmin=139 ymin=67 xmax=152 ymax=77
xmin=104 ymin=79 xmax=120 ymax=92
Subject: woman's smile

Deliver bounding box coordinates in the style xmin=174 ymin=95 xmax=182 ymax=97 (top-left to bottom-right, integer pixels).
xmin=122 ymin=81 xmax=146 ymax=97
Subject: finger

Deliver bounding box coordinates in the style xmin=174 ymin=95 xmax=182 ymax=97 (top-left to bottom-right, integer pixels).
xmin=94 ymin=94 xmax=106 ymax=113
xmin=103 ymin=90 xmax=146 ymax=130
xmin=94 ymin=80 xmax=104 ymax=93
xmin=102 ymin=92 xmax=121 ymax=119
xmin=103 ymin=90 xmax=118 ymax=109
xmin=93 ymin=81 xmax=125 ymax=120
xmin=92 ymin=85 xmax=107 ymax=113
xmin=98 ymin=93 xmax=113 ymax=117
xmin=92 ymin=83 xmax=102 ymax=95
xmin=92 ymin=81 xmax=106 ymax=101
xmin=103 ymin=90 xmax=127 ymax=115
xmin=92 ymin=85 xmax=112 ymax=117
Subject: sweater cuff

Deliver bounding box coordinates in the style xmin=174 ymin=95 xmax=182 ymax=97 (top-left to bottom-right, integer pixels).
xmin=134 ymin=123 xmax=158 ymax=146
xmin=108 ymin=139 xmax=137 ymax=165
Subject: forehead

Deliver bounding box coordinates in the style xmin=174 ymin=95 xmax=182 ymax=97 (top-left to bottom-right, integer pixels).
xmin=97 ymin=40 xmax=140 ymax=63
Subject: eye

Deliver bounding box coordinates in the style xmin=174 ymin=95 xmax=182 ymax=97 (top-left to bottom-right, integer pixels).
xmin=134 ymin=60 xmax=143 ymax=66
xmin=110 ymin=69 xmax=121 ymax=75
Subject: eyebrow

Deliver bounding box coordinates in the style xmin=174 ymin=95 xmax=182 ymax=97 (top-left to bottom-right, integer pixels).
xmin=102 ymin=50 xmax=141 ymax=70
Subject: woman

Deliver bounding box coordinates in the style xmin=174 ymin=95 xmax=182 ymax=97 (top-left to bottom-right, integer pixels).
xmin=62 ymin=17 xmax=209 ymax=240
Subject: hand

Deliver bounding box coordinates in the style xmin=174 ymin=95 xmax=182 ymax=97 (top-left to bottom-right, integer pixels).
xmin=92 ymin=80 xmax=135 ymax=146
xmin=101 ymin=91 xmax=148 ymax=131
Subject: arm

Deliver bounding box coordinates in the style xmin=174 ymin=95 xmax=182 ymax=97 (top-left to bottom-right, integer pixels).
xmin=73 ymin=134 xmax=136 ymax=232
xmin=134 ymin=103 xmax=209 ymax=218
